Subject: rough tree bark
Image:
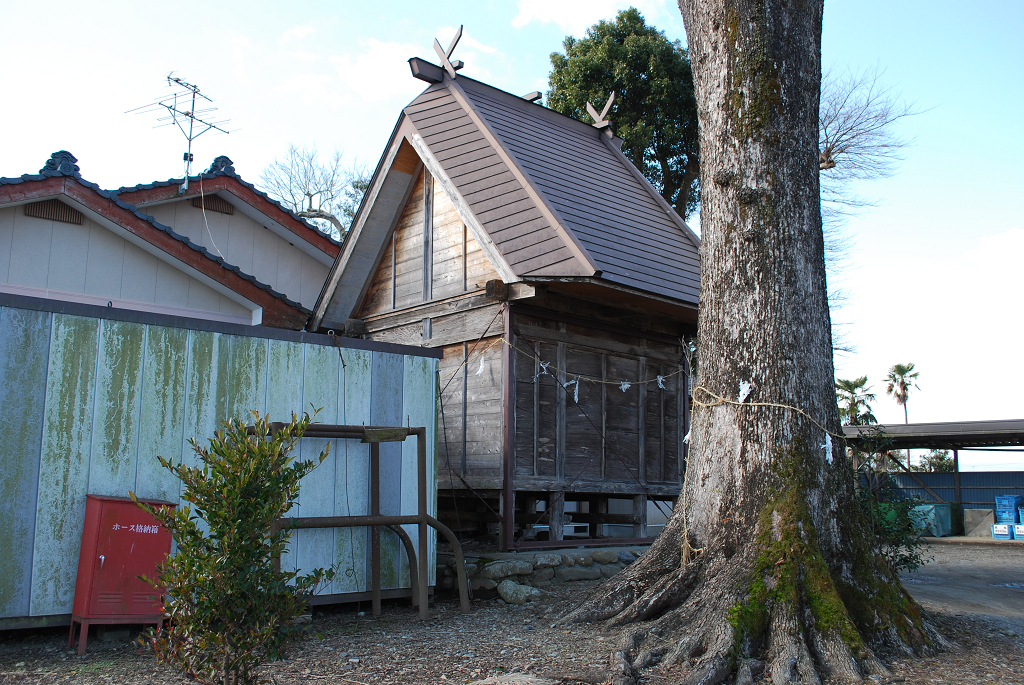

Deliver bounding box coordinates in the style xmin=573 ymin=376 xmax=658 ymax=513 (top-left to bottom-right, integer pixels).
xmin=564 ymin=3 xmax=944 ymax=684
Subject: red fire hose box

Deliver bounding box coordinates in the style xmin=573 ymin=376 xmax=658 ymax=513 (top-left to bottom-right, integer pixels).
xmin=68 ymin=494 xmax=175 ymax=654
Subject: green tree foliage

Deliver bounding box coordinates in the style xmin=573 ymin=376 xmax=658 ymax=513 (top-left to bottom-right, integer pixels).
xmin=835 ymin=375 xmax=877 ymax=426
xmin=885 ymin=362 xmax=920 ymax=424
xmin=913 ymin=449 xmax=955 ymax=473
xmin=858 ymin=474 xmax=928 ymax=573
xmin=133 ymin=411 xmax=333 ymax=685
xmin=546 ymin=8 xmax=699 ymax=217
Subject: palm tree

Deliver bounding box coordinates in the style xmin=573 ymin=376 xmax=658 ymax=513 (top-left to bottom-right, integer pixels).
xmin=885 ymin=362 xmax=920 ymax=470
xmin=835 ymin=376 xmax=877 ymax=426
xmin=885 ymin=363 xmax=919 ymax=424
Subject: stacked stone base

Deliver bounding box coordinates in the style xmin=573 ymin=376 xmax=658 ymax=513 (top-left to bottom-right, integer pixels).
xmin=436 ymin=546 xmax=647 ymax=604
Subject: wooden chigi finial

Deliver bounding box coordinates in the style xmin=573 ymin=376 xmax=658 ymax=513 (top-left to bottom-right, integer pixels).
xmin=586 ymin=92 xmax=616 ymax=129
xmin=433 ymin=25 xmax=465 ymax=78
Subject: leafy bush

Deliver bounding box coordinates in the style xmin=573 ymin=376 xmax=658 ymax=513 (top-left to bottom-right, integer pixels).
xmin=858 ymin=471 xmax=929 ymax=573
xmin=133 ymin=411 xmax=333 ymax=685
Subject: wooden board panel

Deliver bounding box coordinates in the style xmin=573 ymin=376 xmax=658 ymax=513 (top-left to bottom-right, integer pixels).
xmin=563 ymin=348 xmax=604 ymax=482
xmin=370 ymin=351 xmax=404 ymax=589
xmin=513 ymin=338 xmax=537 ymax=478
xmin=30 ymin=314 xmax=100 ymax=616
xmin=0 ymin=308 xmax=50 ymax=618
xmin=464 ymin=337 xmax=504 ymax=479
xmin=535 ymin=342 xmax=559 ymax=479
xmin=134 ymin=325 xmax=189 ymax=502
xmin=87 ymin=319 xmax=146 ymax=498
xmin=334 ymin=348 xmax=372 ymax=593
xmin=604 ymin=355 xmax=640 ymax=484
xmin=438 ymin=343 xmax=465 ymax=479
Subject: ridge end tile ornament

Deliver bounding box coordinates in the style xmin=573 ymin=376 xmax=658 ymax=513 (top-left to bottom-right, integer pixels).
xmin=40 ymin=151 xmax=82 ymax=177
xmin=433 ymin=25 xmax=465 ymax=78
xmin=586 ymin=92 xmax=616 ymax=130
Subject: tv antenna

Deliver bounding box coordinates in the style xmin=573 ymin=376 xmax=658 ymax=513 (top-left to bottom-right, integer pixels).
xmin=127 ymin=74 xmax=231 ymax=191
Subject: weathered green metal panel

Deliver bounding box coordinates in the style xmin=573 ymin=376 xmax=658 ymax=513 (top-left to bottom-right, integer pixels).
xmin=370 ymin=351 xmax=404 ymax=589
xmin=87 ymin=320 xmax=145 ymax=498
xmin=225 ymin=335 xmax=268 ymax=424
xmin=0 ymin=308 xmax=51 ymax=619
xmin=30 ymin=314 xmax=99 ymax=616
xmin=402 ymin=355 xmax=439 ymax=586
xmin=295 ymin=344 xmax=339 ymax=594
xmin=134 ymin=325 xmax=189 ymax=502
xmin=333 ymin=348 xmax=372 ymax=593
xmin=266 ymin=339 xmax=306 ymax=574
xmin=180 ymin=331 xmax=230 ymax=517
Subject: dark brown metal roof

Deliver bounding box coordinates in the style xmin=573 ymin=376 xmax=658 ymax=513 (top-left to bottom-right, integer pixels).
xmin=310 ymin=65 xmax=702 ymax=330
xmin=455 ymin=78 xmax=701 ymax=302
xmin=843 ymin=420 xmax=1024 ymax=449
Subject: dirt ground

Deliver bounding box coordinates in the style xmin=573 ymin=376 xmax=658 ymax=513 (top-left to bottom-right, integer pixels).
xmin=1 ymin=541 xmax=1022 ymax=684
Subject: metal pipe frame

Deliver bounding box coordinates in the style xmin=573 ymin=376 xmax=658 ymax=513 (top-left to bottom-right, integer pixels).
xmin=272 ymin=424 xmax=470 ymax=620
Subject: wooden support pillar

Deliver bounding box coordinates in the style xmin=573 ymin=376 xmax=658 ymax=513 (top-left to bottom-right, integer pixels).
xmin=953 ymin=449 xmax=961 ymax=506
xmin=421 ymin=169 xmax=433 ymax=301
xmin=549 ymin=494 xmax=565 ymax=541
xmin=633 ymin=494 xmax=647 ymax=538
xmin=591 ymin=495 xmax=608 ymax=539
xmin=370 ymin=442 xmax=381 ymax=617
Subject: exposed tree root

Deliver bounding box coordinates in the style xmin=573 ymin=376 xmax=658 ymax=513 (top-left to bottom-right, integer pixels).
xmin=564 ymin=471 xmax=942 ymax=685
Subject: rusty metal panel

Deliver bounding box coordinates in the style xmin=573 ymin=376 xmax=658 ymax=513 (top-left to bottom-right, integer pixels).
xmin=134 ymin=325 xmax=189 ymax=503
xmin=1 ymin=303 xmax=438 ymax=622
xmin=0 ymin=307 xmax=51 ymax=619
xmin=370 ymin=351 xmax=405 ymax=589
xmin=30 ymin=314 xmax=100 ymax=616
xmin=87 ymin=320 xmax=146 ymax=498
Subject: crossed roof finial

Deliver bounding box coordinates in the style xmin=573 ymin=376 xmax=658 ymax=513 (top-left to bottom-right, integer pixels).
xmin=586 ymin=92 xmax=616 ymax=130
xmin=433 ymin=25 xmax=464 ymax=79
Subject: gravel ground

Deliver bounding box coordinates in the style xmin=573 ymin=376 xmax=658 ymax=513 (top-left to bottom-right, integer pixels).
xmin=2 ymin=543 xmax=1023 ymax=684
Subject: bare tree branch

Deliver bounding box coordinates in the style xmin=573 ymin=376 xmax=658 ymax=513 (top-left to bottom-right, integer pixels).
xmin=259 ymin=145 xmax=369 ymax=241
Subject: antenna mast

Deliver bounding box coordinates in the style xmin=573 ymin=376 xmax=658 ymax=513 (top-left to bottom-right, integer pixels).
xmin=127 ymin=74 xmax=231 ymax=192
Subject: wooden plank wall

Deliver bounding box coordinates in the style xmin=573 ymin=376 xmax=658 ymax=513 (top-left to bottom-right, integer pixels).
xmin=511 ymin=312 xmax=685 ymax=494
xmin=0 ymin=306 xmax=438 ymax=621
xmin=358 ymin=170 xmax=499 ymax=320
xmin=437 ymin=336 xmax=504 ymax=490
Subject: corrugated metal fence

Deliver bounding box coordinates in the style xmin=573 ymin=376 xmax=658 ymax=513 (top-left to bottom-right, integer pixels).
xmin=0 ymin=299 xmax=438 ymax=625
xmin=892 ymin=471 xmax=1024 ymax=509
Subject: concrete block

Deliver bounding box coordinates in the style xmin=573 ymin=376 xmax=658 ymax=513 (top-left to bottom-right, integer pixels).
xmin=965 ymin=509 xmax=995 ymax=537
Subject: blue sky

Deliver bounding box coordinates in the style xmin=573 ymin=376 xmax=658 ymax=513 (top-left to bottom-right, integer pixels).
xmin=2 ymin=1 xmax=1021 ymax=468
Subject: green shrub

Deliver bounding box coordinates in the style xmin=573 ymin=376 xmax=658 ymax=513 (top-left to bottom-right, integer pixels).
xmin=133 ymin=411 xmax=333 ymax=685
xmin=858 ymin=472 xmax=929 ymax=573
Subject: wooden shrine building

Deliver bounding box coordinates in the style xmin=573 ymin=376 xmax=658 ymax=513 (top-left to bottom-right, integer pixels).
xmin=311 ymin=52 xmax=701 ymax=549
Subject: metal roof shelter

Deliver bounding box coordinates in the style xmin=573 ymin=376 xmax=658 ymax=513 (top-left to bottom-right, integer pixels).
xmin=843 ymin=419 xmax=1024 ymax=450
xmin=843 ymin=419 xmax=1024 ymax=507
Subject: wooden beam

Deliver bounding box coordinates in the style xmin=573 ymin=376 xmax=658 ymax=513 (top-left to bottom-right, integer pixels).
xmin=632 ymin=494 xmax=647 ymax=538
xmin=422 ymin=169 xmax=433 ymax=301
xmin=514 ymin=322 xmax=684 ymax=364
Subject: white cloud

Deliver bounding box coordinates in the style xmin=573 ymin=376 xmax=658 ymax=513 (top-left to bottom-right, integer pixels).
xmin=281 ymin=25 xmax=316 ymax=44
xmin=511 ymin=0 xmax=671 ymax=36
xmin=329 ymin=38 xmax=427 ymax=105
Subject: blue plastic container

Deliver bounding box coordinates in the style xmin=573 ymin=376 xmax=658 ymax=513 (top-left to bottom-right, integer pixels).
xmin=992 ymin=523 xmax=1013 ymax=540
xmin=1014 ymin=524 xmax=1024 ymax=540
xmin=995 ymin=495 xmax=1022 ymax=510
xmin=1019 ymin=507 xmax=1024 ymax=524
xmin=996 ymin=509 xmax=1019 ymax=524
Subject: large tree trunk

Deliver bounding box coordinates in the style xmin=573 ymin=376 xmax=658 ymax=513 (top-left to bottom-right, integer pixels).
xmin=564 ymin=2 xmax=942 ymax=683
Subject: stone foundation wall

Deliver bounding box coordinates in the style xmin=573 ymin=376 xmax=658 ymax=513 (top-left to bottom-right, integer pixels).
xmin=436 ymin=546 xmax=648 ymax=604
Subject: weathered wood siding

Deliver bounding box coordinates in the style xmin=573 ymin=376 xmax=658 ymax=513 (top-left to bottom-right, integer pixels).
xmin=145 ymin=200 xmax=330 ymax=310
xmin=0 ymin=206 xmax=254 ymax=324
xmin=0 ymin=305 xmax=437 ymax=622
xmin=358 ymin=173 xmax=500 ymax=319
xmin=511 ymin=312 xmax=685 ymax=494
xmin=437 ymin=336 xmax=504 ymax=489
